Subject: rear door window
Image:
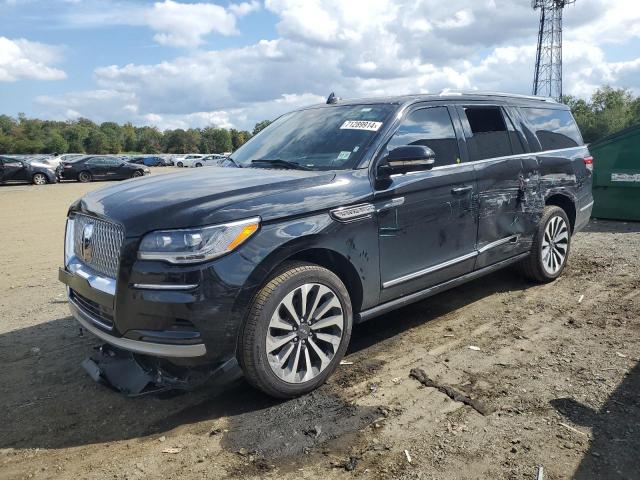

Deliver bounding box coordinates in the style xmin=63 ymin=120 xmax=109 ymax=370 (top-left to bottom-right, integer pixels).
xmin=387 ymin=106 xmax=461 ymax=167
xmin=520 ymin=107 xmax=583 ymax=150
xmin=460 ymin=106 xmax=514 ymax=161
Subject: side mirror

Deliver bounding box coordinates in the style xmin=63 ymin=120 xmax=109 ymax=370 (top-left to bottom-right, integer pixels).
xmin=378 ymin=145 xmax=435 ymax=177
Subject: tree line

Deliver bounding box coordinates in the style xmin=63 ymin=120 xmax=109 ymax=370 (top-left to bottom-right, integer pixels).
xmin=0 ymin=86 xmax=639 ymax=155
xmin=0 ymin=116 xmax=272 ymax=155
xmin=563 ymin=86 xmax=640 ymax=143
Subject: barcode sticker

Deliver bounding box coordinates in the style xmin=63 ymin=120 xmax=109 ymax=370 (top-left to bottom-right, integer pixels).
xmin=340 ymin=120 xmax=383 ymax=131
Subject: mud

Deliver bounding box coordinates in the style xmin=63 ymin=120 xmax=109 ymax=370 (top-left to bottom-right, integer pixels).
xmin=222 ymin=390 xmax=381 ymax=458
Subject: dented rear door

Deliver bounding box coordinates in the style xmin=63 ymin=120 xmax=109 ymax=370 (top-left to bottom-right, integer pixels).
xmin=456 ymin=104 xmax=542 ymax=269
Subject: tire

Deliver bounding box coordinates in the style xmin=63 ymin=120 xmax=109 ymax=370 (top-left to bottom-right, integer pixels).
xmin=177 ymin=162 xmax=183 ymax=168
xmin=518 ymin=205 xmax=571 ymax=283
xmin=239 ymin=262 xmax=353 ymax=398
xmin=32 ymin=173 xmax=48 ymax=185
xmin=78 ymin=171 xmax=92 ymax=183
xmin=195 ymin=163 xmax=202 ymax=167
xmin=131 ymin=170 xmax=143 ymax=178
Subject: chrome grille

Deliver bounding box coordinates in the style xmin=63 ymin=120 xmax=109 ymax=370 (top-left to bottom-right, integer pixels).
xmin=73 ymin=214 xmax=124 ymax=279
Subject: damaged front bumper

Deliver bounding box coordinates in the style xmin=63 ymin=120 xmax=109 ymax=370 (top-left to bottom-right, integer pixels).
xmin=82 ymin=344 xmax=242 ymax=396
xmin=65 ymin=283 xmax=207 ymax=358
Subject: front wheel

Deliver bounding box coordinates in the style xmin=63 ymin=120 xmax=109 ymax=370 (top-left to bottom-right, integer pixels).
xmin=78 ymin=171 xmax=92 ymax=183
xmin=195 ymin=163 xmax=202 ymax=167
xmin=518 ymin=205 xmax=571 ymax=283
xmin=239 ymin=262 xmax=353 ymax=398
xmin=131 ymin=170 xmax=143 ymax=178
xmin=176 ymin=162 xmax=183 ymax=168
xmin=32 ymin=173 xmax=48 ymax=185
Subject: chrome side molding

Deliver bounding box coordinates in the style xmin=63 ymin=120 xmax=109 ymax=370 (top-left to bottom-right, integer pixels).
xmin=383 ymin=251 xmax=478 ymax=288
xmin=133 ymin=283 xmax=198 ymax=290
xmin=383 ymin=234 xmax=522 ymax=288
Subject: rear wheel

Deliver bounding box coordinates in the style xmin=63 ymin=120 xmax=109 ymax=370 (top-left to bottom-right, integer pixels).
xmin=32 ymin=173 xmax=48 ymax=185
xmin=239 ymin=262 xmax=353 ymax=398
xmin=518 ymin=205 xmax=571 ymax=283
xmin=78 ymin=171 xmax=92 ymax=183
xmin=177 ymin=162 xmax=183 ymax=168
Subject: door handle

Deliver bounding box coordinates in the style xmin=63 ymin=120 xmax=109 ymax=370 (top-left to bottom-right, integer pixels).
xmin=451 ymin=185 xmax=473 ymax=195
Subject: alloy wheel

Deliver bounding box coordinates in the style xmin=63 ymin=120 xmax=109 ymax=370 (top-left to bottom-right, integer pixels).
xmin=32 ymin=173 xmax=47 ymax=185
xmin=266 ymin=283 xmax=344 ymax=384
xmin=79 ymin=172 xmax=91 ymax=183
xmin=132 ymin=171 xmax=143 ymax=177
xmin=541 ymin=215 xmax=569 ymax=275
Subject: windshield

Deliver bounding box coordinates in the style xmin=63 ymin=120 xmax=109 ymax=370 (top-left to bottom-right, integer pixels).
xmin=230 ymin=104 xmax=396 ymax=170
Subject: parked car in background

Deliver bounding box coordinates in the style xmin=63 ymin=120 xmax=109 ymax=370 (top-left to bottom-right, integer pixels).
xmin=0 ymin=156 xmax=58 ymax=185
xmin=180 ymin=154 xmax=206 ymax=168
xmin=128 ymin=155 xmax=165 ymax=167
xmin=57 ymin=155 xmax=149 ymax=182
xmin=192 ymin=154 xmax=228 ymax=167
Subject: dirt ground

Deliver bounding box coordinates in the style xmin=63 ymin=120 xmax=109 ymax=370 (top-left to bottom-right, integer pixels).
xmin=1 ymin=171 xmax=638 ymax=480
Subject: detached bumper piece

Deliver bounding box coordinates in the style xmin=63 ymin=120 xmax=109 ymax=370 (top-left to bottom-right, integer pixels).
xmin=82 ymin=344 xmax=241 ymax=397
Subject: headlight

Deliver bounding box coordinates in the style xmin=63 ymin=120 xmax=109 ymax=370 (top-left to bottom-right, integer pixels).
xmin=138 ymin=217 xmax=260 ymax=264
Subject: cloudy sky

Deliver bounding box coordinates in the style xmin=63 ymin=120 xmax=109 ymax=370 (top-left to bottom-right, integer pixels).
xmin=1 ymin=0 xmax=638 ymax=130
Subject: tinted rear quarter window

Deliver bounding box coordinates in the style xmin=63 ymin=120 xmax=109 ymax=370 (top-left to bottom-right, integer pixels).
xmin=520 ymin=107 xmax=583 ymax=150
xmin=462 ymin=107 xmax=514 ymax=161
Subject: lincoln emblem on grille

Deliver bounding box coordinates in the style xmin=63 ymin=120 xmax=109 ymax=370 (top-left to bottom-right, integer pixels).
xmin=81 ymin=223 xmax=94 ymax=263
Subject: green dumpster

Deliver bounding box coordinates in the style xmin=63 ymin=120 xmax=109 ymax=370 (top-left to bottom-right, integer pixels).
xmin=590 ymin=124 xmax=640 ymax=221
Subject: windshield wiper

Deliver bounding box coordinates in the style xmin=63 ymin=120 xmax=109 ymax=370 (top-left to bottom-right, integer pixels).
xmin=251 ymin=158 xmax=311 ymax=171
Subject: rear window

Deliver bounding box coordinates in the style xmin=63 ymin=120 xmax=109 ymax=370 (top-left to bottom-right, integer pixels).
xmin=520 ymin=107 xmax=583 ymax=150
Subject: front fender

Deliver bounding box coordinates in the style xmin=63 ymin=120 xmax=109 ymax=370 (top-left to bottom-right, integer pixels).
xmin=218 ymin=211 xmax=380 ymax=340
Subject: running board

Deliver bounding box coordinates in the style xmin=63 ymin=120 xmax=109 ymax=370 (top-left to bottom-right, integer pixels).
xmin=356 ymin=252 xmax=529 ymax=323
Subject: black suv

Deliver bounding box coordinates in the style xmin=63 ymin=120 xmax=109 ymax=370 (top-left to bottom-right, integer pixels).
xmin=57 ymin=156 xmax=149 ymax=182
xmin=59 ymin=92 xmax=593 ymax=398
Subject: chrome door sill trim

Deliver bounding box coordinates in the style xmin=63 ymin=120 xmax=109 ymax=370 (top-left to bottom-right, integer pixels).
xmin=478 ymin=235 xmax=520 ymax=254
xmin=133 ymin=283 xmax=198 ymax=290
xmin=360 ymin=252 xmax=529 ymax=323
xmin=69 ymin=300 xmax=207 ymax=358
xmin=383 ymin=251 xmax=478 ymax=289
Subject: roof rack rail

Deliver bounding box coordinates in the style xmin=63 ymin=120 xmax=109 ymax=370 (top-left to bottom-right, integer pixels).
xmin=438 ymin=89 xmax=557 ymax=103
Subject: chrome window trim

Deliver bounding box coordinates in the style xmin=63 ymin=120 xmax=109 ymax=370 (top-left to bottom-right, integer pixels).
xmin=69 ymin=299 xmax=207 ymax=358
xmin=66 ymin=258 xmax=116 ymax=296
xmin=133 ymin=283 xmax=198 ymax=291
xmin=430 ymin=146 xmax=588 ymax=171
xmin=383 ymin=251 xmax=478 ymax=289
xmin=579 ymin=200 xmax=594 ymax=212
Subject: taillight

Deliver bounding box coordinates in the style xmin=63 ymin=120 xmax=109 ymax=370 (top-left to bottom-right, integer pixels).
xmin=583 ymin=155 xmax=593 ymax=172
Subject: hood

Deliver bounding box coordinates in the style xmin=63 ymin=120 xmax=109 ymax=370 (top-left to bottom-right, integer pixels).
xmin=72 ymin=167 xmax=355 ymax=236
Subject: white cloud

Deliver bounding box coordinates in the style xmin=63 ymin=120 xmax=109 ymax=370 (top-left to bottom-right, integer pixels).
xmin=31 ymin=0 xmax=640 ymax=129
xmin=145 ymin=0 xmax=237 ymax=47
xmin=0 ymin=37 xmax=66 ymax=81
xmin=229 ymin=0 xmax=261 ymax=17
xmin=63 ymin=0 xmax=260 ymax=48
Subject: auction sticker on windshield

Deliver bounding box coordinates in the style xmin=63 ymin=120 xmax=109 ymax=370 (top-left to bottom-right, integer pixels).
xmin=340 ymin=120 xmax=383 ymax=131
